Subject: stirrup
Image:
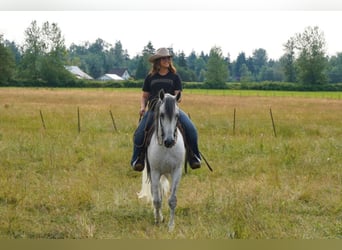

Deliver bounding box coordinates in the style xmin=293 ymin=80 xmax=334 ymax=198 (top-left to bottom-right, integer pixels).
xmin=189 ymin=155 xmax=201 ymax=169
xmin=132 ymin=158 xmax=145 ymax=172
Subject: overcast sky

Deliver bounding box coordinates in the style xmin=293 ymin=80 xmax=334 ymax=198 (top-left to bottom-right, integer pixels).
xmin=1 ymin=1 xmax=341 ymax=60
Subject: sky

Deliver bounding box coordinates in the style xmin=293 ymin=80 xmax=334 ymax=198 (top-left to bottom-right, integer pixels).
xmin=1 ymin=1 xmax=342 ymax=60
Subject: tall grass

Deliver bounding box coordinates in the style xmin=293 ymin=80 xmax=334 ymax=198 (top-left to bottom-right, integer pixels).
xmin=0 ymin=88 xmax=341 ymax=239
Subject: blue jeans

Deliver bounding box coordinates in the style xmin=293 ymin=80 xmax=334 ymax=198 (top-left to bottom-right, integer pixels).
xmin=130 ymin=109 xmax=200 ymax=166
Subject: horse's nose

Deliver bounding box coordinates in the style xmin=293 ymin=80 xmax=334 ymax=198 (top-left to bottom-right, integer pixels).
xmin=164 ymin=138 xmax=175 ymax=148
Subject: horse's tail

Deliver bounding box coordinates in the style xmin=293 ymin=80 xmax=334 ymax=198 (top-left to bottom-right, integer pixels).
xmin=137 ymin=166 xmax=152 ymax=202
xmin=160 ymin=175 xmax=170 ymax=199
xmin=137 ymin=167 xmax=170 ymax=203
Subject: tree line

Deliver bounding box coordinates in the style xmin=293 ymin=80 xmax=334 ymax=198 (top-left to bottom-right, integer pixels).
xmin=1 ymin=21 xmax=342 ymax=89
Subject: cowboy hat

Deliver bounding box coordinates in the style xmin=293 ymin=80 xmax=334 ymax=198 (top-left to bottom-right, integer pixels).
xmin=149 ymin=48 xmax=173 ymax=62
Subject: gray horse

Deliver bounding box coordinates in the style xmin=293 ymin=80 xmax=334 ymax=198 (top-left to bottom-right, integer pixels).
xmin=137 ymin=90 xmax=186 ymax=232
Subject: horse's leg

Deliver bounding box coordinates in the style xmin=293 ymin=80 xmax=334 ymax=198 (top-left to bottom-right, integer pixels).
xmin=151 ymin=172 xmax=163 ymax=225
xmin=168 ymin=167 xmax=182 ymax=231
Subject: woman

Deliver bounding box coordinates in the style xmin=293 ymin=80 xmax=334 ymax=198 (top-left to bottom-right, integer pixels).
xmin=130 ymin=47 xmax=201 ymax=171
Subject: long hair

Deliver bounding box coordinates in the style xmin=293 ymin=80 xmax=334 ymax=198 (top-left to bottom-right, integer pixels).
xmin=149 ymin=58 xmax=177 ymax=75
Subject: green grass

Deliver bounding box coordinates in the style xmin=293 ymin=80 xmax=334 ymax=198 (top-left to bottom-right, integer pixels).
xmin=0 ymin=88 xmax=341 ymax=239
xmin=184 ymin=88 xmax=342 ymax=99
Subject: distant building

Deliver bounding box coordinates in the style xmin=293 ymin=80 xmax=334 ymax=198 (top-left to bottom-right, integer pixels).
xmin=97 ymin=74 xmax=124 ymax=81
xmin=108 ymin=68 xmax=130 ymax=80
xmin=65 ymin=66 xmax=93 ymax=80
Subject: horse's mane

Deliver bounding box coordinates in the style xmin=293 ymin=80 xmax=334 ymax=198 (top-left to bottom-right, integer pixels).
xmin=154 ymin=94 xmax=176 ymax=121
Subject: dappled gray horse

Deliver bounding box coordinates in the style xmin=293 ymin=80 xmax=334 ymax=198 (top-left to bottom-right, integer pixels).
xmin=137 ymin=90 xmax=185 ymax=231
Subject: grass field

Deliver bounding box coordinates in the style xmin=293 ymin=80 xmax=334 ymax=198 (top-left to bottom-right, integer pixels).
xmin=0 ymin=88 xmax=341 ymax=239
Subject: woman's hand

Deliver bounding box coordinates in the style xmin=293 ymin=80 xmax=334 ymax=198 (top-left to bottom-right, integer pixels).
xmin=139 ymin=91 xmax=149 ymax=117
xmin=139 ymin=107 xmax=146 ymax=116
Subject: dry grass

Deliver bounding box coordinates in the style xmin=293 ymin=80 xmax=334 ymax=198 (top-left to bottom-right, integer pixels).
xmin=0 ymin=87 xmax=341 ymax=239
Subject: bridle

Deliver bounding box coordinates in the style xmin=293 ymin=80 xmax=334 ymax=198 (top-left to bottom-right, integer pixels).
xmin=155 ymin=97 xmax=179 ymax=147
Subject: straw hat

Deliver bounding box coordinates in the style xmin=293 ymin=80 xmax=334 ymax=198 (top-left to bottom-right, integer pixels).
xmin=149 ymin=48 xmax=173 ymax=62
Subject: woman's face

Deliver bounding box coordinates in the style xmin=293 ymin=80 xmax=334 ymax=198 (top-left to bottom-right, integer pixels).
xmin=159 ymin=56 xmax=171 ymax=68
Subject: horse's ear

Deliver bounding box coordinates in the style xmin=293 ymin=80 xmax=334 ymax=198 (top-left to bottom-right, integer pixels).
xmin=176 ymin=91 xmax=181 ymax=102
xmin=159 ymin=89 xmax=165 ymax=100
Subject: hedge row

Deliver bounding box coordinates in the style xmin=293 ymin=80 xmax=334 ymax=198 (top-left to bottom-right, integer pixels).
xmin=184 ymin=81 xmax=342 ymax=91
xmin=0 ymin=79 xmax=144 ymax=88
xmin=2 ymin=79 xmax=342 ymax=91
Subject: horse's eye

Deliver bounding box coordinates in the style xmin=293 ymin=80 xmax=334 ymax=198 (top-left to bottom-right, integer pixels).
xmin=160 ymin=113 xmax=164 ymax=119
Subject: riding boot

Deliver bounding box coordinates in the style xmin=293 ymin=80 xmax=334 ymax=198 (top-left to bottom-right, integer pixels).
xmin=130 ymin=120 xmax=146 ymax=172
xmin=131 ymin=144 xmax=145 ymax=172
xmin=130 ymin=110 xmax=153 ymax=172
xmin=187 ymin=145 xmax=201 ymax=169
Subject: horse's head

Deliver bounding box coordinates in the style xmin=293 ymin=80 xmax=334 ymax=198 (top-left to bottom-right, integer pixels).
xmin=156 ymin=89 xmax=181 ymax=148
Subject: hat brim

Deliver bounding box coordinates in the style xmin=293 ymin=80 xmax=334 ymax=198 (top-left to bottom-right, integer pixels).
xmin=148 ymin=54 xmax=173 ymax=63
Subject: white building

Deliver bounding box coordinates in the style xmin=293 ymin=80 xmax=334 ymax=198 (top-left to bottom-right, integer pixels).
xmin=65 ymin=66 xmax=93 ymax=80
xmin=108 ymin=68 xmax=130 ymax=80
xmin=97 ymin=74 xmax=124 ymax=81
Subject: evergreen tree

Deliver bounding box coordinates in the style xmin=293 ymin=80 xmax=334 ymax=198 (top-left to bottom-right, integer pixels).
xmin=126 ymin=54 xmax=140 ymax=78
xmin=233 ymin=52 xmax=247 ymax=81
xmin=246 ymin=56 xmax=255 ymax=80
xmin=239 ymin=64 xmax=252 ymax=83
xmin=260 ymin=60 xmax=284 ymax=81
xmin=187 ymin=50 xmax=197 ymax=72
xmin=195 ymin=56 xmax=206 ymax=82
xmin=173 ymin=50 xmax=197 ymax=81
xmin=142 ymin=41 xmax=155 ymax=55
xmin=111 ymin=40 xmax=126 ymax=68
xmin=4 ymin=40 xmax=21 ymax=65
xmin=135 ymin=54 xmax=150 ymax=79
xmin=176 ymin=51 xmax=187 ymax=68
xmin=225 ymin=53 xmax=232 ymax=81
xmin=252 ymin=48 xmax=268 ymax=81
xmin=281 ymin=38 xmax=296 ymax=82
xmin=0 ymin=34 xmax=15 ymax=84
xmin=135 ymin=42 xmax=155 ymax=79
xmin=328 ymin=53 xmax=342 ymax=83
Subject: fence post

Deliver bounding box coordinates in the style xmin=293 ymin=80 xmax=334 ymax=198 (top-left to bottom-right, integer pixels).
xmin=39 ymin=110 xmax=46 ymax=130
xmin=77 ymin=107 xmax=81 ymax=133
xmin=109 ymin=110 xmax=118 ymax=132
xmin=233 ymin=108 xmax=236 ymax=135
xmin=269 ymin=107 xmax=277 ymax=137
